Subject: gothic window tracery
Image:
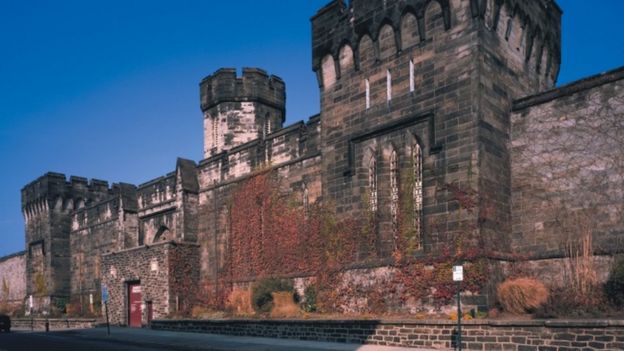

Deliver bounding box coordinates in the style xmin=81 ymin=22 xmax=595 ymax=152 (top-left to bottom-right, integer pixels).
xmin=369 ymin=156 xmax=378 ymax=212
xmin=412 ymin=143 xmax=423 ymax=250
xmin=390 ymin=149 xmax=399 ymax=238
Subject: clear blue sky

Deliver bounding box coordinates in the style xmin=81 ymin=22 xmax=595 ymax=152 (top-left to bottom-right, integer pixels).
xmin=1 ymin=0 xmax=623 ymax=257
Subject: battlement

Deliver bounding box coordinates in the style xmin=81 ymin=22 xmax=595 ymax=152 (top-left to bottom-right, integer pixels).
xmin=312 ymin=0 xmax=561 ymax=87
xmin=199 ymin=67 xmax=286 ymax=114
xmin=21 ymin=172 xmax=122 ymax=214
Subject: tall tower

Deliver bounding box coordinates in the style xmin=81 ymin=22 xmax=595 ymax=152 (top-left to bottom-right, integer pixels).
xmin=199 ymin=68 xmax=286 ymax=159
xmin=21 ymin=173 xmax=112 ymax=310
xmin=311 ymin=0 xmax=560 ymax=255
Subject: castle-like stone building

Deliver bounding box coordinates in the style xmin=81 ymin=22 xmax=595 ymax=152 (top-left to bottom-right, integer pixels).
xmin=1 ymin=0 xmax=622 ymax=326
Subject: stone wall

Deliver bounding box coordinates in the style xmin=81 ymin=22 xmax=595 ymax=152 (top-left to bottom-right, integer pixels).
xmin=311 ymin=0 xmax=560 ymax=260
xmin=197 ymin=113 xmax=322 ymax=288
xmin=152 ymin=318 xmax=624 ymax=350
xmin=101 ymin=241 xmax=199 ymax=325
xmin=0 ymin=251 xmax=26 ymax=312
xmin=200 ymin=68 xmax=286 ymax=158
xmin=511 ymin=67 xmax=624 ymax=258
xmin=21 ymin=172 xmax=129 ymax=305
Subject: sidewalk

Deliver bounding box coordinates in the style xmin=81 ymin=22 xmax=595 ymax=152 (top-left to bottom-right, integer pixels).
xmin=56 ymin=326 xmax=442 ymax=351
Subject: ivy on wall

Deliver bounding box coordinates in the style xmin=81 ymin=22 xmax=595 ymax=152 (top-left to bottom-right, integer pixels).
xmin=198 ymin=168 xmax=491 ymax=314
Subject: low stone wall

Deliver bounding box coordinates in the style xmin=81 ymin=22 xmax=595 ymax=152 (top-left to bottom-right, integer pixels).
xmin=11 ymin=318 xmax=97 ymax=331
xmin=152 ymin=319 xmax=624 ymax=350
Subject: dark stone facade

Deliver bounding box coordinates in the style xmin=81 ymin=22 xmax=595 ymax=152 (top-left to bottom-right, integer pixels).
xmin=5 ymin=0 xmax=623 ymax=325
xmin=101 ymin=241 xmax=199 ymax=325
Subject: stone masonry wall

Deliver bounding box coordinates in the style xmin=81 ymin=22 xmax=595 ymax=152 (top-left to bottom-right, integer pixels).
xmin=311 ymin=0 xmax=561 ymax=259
xmin=511 ymin=67 xmax=624 ymax=258
xmin=21 ymin=172 xmax=124 ymax=304
xmin=101 ymin=241 xmax=199 ymax=325
xmin=153 ymin=319 xmax=624 ymax=350
xmin=0 ymin=251 xmax=26 ymax=311
xmin=197 ymin=114 xmax=321 ymax=287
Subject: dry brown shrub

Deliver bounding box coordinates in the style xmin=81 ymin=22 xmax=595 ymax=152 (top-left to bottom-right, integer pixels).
xmin=497 ymin=277 xmax=548 ymax=314
xmin=226 ymin=288 xmax=254 ymax=316
xmin=270 ymin=291 xmax=300 ymax=318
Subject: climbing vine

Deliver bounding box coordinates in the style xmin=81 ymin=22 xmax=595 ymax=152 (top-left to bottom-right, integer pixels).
xmin=199 ymin=167 xmax=491 ymax=315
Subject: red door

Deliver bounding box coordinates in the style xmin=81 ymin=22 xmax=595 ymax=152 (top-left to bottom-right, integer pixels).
xmin=128 ymin=283 xmax=142 ymax=327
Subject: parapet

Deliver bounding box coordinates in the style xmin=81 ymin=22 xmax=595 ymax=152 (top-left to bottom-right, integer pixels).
xmin=21 ymin=172 xmax=117 ymax=210
xmin=311 ymin=0 xmax=561 ymax=80
xmin=199 ymin=67 xmax=286 ymax=114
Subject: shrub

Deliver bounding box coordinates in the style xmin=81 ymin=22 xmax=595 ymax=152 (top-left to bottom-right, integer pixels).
xmin=251 ymin=278 xmax=293 ymax=313
xmin=226 ymin=288 xmax=254 ymax=315
xmin=535 ymin=286 xmax=608 ymax=318
xmin=496 ymin=277 xmax=548 ymax=314
xmin=605 ymin=258 xmax=624 ymax=307
xmin=301 ymin=285 xmax=317 ymax=312
xmin=270 ymin=292 xmax=300 ymax=317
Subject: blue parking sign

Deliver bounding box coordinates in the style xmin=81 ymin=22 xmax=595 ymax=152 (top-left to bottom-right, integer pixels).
xmin=101 ymin=286 xmax=109 ymax=303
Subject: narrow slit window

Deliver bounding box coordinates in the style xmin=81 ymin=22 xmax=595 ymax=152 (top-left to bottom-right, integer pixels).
xmin=303 ymin=184 xmax=309 ymax=217
xmin=365 ymin=78 xmax=371 ymax=109
xmin=409 ymin=60 xmax=415 ymax=92
xmin=386 ymin=70 xmax=392 ymax=101
xmin=212 ymin=116 xmax=219 ymax=149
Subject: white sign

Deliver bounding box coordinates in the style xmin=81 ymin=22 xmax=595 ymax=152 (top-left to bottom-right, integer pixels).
xmin=452 ymin=265 xmax=464 ymax=281
xmin=29 ymin=295 xmax=33 ymax=309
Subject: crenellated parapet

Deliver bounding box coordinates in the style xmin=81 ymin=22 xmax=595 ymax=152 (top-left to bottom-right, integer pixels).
xmin=200 ymin=68 xmax=285 ymax=114
xmin=71 ymin=183 xmax=137 ymax=232
xmin=198 ymin=115 xmax=321 ymax=187
xmin=312 ymin=0 xmax=561 ymax=89
xmin=200 ymin=68 xmax=288 ymax=158
xmin=21 ymin=172 xmax=118 ymax=224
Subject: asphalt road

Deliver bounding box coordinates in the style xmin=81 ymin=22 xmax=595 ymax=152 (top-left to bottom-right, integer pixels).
xmin=0 ymin=331 xmax=173 ymax=351
xmin=0 ymin=327 xmax=431 ymax=351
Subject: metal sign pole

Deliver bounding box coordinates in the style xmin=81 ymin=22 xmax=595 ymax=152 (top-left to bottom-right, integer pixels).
xmin=102 ymin=285 xmax=110 ymax=335
xmin=105 ymin=301 xmax=110 ymax=336
xmin=452 ymin=265 xmax=463 ymax=351
xmin=457 ymin=280 xmax=462 ymax=351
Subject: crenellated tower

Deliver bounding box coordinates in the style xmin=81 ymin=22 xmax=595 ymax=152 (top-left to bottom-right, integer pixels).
xmin=21 ymin=173 xmax=115 ymax=310
xmin=199 ymin=68 xmax=286 ymax=159
xmin=311 ymin=0 xmax=561 ymax=256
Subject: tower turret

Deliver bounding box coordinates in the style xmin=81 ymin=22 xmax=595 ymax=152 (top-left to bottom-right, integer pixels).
xmin=310 ymin=0 xmax=562 ymax=256
xmin=199 ymin=68 xmax=286 ymax=159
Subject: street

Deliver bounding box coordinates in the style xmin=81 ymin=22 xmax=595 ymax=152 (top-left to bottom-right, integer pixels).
xmin=0 ymin=330 xmax=172 ymax=351
xmin=0 ymin=327 xmax=430 ymax=351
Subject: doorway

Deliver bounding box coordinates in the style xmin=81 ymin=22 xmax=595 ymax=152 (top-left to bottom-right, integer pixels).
xmin=127 ymin=282 xmax=142 ymax=327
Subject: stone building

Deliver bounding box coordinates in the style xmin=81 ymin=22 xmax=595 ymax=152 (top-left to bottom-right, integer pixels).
xmin=1 ymin=0 xmax=622 ymax=326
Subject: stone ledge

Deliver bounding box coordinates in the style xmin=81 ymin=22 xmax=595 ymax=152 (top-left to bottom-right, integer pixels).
xmin=153 ymin=318 xmax=624 ymax=327
xmin=152 ymin=318 xmax=624 ymax=350
xmin=512 ymin=65 xmax=624 ymax=111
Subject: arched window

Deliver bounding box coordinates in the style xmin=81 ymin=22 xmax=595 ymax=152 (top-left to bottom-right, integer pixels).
xmin=369 ymin=156 xmax=378 ymax=212
xmin=390 ymin=150 xmax=399 ymax=237
xmin=153 ymin=225 xmax=170 ymax=243
xmin=412 ymin=143 xmax=423 ymax=249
